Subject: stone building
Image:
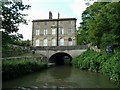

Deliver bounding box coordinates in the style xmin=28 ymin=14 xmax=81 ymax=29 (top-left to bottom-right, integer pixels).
xmin=32 ymin=11 xmax=77 ymax=46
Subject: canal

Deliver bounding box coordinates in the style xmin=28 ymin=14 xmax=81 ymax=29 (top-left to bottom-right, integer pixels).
xmin=3 ymin=65 xmax=117 ymax=89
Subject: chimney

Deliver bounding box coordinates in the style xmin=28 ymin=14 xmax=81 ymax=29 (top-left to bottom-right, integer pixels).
xmin=49 ymin=11 xmax=52 ymax=19
xmin=58 ymin=12 xmax=60 ymax=19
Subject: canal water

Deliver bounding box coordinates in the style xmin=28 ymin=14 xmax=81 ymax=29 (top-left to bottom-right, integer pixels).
xmin=3 ymin=65 xmax=117 ymax=89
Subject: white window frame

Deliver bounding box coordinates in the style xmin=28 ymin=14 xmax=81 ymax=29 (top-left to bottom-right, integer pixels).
xmin=52 ymin=39 xmax=56 ymax=46
xmin=44 ymin=39 xmax=47 ymax=46
xmin=60 ymin=28 xmax=64 ymax=35
xmin=44 ymin=29 xmax=47 ymax=35
xmin=60 ymin=39 xmax=64 ymax=46
xmin=52 ymin=28 xmax=56 ymax=35
xmin=36 ymin=29 xmax=40 ymax=35
xmin=68 ymin=38 xmax=72 ymax=46
xmin=35 ymin=39 xmax=39 ymax=46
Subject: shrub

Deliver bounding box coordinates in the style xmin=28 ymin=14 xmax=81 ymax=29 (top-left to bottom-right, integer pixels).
xmin=72 ymin=49 xmax=120 ymax=87
xmin=2 ymin=59 xmax=48 ymax=80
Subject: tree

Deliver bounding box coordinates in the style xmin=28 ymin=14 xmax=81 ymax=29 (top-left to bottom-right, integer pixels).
xmin=77 ymin=2 xmax=120 ymax=49
xmin=77 ymin=2 xmax=108 ymax=45
xmin=88 ymin=2 xmax=120 ymax=48
xmin=2 ymin=0 xmax=30 ymax=49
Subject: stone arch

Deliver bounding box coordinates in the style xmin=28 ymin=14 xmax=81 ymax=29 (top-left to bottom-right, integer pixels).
xmin=49 ymin=52 xmax=72 ymax=65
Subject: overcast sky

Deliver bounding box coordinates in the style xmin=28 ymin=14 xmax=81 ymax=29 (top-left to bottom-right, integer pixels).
xmin=18 ymin=0 xmax=95 ymax=40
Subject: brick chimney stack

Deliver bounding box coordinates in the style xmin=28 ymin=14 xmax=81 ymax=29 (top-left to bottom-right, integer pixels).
xmin=49 ymin=11 xmax=52 ymax=19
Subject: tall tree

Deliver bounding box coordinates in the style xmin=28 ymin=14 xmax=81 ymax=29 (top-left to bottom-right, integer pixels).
xmin=77 ymin=2 xmax=120 ymax=49
xmin=77 ymin=2 xmax=107 ymax=45
xmin=88 ymin=2 xmax=120 ymax=48
xmin=2 ymin=0 xmax=30 ymax=49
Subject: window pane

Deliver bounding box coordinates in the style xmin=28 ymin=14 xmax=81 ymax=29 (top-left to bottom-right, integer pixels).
xmin=60 ymin=39 xmax=64 ymax=46
xmin=52 ymin=28 xmax=56 ymax=35
xmin=68 ymin=38 xmax=72 ymax=46
xmin=36 ymin=30 xmax=40 ymax=35
xmin=36 ymin=39 xmax=39 ymax=46
xmin=44 ymin=29 xmax=47 ymax=35
xmin=52 ymin=39 xmax=56 ymax=46
xmin=60 ymin=28 xmax=64 ymax=35
xmin=44 ymin=39 xmax=47 ymax=46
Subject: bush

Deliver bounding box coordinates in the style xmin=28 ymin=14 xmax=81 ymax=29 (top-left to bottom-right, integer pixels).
xmin=2 ymin=59 xmax=48 ymax=80
xmin=72 ymin=49 xmax=120 ymax=87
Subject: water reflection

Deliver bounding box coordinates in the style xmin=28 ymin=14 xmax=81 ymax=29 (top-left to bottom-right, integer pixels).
xmin=49 ymin=65 xmax=71 ymax=79
xmin=2 ymin=65 xmax=117 ymax=89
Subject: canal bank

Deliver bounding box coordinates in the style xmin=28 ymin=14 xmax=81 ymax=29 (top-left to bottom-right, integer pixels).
xmin=3 ymin=65 xmax=117 ymax=89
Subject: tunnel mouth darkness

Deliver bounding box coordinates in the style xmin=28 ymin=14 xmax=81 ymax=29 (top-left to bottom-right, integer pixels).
xmin=49 ymin=52 xmax=72 ymax=65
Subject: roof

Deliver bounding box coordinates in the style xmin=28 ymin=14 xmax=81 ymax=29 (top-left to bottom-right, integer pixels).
xmin=32 ymin=18 xmax=77 ymax=22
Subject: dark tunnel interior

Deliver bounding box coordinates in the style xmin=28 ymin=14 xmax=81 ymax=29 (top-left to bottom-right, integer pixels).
xmin=49 ymin=52 xmax=72 ymax=65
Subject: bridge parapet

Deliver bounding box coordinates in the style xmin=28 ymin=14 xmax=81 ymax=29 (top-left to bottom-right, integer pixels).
xmin=31 ymin=45 xmax=88 ymax=51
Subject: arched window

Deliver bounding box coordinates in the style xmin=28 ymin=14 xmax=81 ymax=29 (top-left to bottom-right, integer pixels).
xmin=52 ymin=39 xmax=56 ymax=46
xmin=44 ymin=39 xmax=47 ymax=46
xmin=36 ymin=39 xmax=39 ymax=46
xmin=68 ymin=38 xmax=72 ymax=46
xmin=60 ymin=38 xmax=64 ymax=46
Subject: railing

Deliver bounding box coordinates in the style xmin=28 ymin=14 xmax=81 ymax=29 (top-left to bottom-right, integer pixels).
xmin=31 ymin=45 xmax=88 ymax=50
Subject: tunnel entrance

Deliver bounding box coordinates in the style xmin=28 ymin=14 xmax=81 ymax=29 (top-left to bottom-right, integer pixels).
xmin=49 ymin=52 xmax=72 ymax=65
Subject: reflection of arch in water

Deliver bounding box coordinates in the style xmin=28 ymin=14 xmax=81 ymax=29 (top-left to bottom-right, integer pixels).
xmin=49 ymin=66 xmax=72 ymax=79
xmin=49 ymin=52 xmax=72 ymax=65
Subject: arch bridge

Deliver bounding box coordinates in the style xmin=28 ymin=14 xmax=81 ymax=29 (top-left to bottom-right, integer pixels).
xmin=31 ymin=45 xmax=88 ymax=65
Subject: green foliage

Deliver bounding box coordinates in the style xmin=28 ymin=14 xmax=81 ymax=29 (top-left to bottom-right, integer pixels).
xmin=2 ymin=59 xmax=48 ymax=80
xmin=13 ymin=39 xmax=31 ymax=46
xmin=2 ymin=0 xmax=31 ymax=48
xmin=72 ymin=49 xmax=120 ymax=87
xmin=77 ymin=2 xmax=120 ymax=48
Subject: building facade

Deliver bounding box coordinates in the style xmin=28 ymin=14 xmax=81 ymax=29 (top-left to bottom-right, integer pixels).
xmin=32 ymin=12 xmax=77 ymax=46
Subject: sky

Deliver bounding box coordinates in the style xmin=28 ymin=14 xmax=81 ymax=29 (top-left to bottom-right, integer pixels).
xmin=18 ymin=0 xmax=96 ymax=40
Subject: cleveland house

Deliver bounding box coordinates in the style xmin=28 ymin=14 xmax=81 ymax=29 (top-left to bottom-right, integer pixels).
xmin=32 ymin=11 xmax=77 ymax=46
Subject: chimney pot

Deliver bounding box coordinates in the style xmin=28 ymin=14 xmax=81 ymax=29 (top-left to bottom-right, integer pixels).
xmin=49 ymin=11 xmax=52 ymax=19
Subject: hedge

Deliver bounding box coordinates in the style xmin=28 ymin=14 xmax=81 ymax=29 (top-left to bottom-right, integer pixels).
xmin=2 ymin=59 xmax=48 ymax=80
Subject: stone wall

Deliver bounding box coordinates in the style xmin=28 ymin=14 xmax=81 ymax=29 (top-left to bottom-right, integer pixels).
xmin=31 ymin=45 xmax=88 ymax=51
